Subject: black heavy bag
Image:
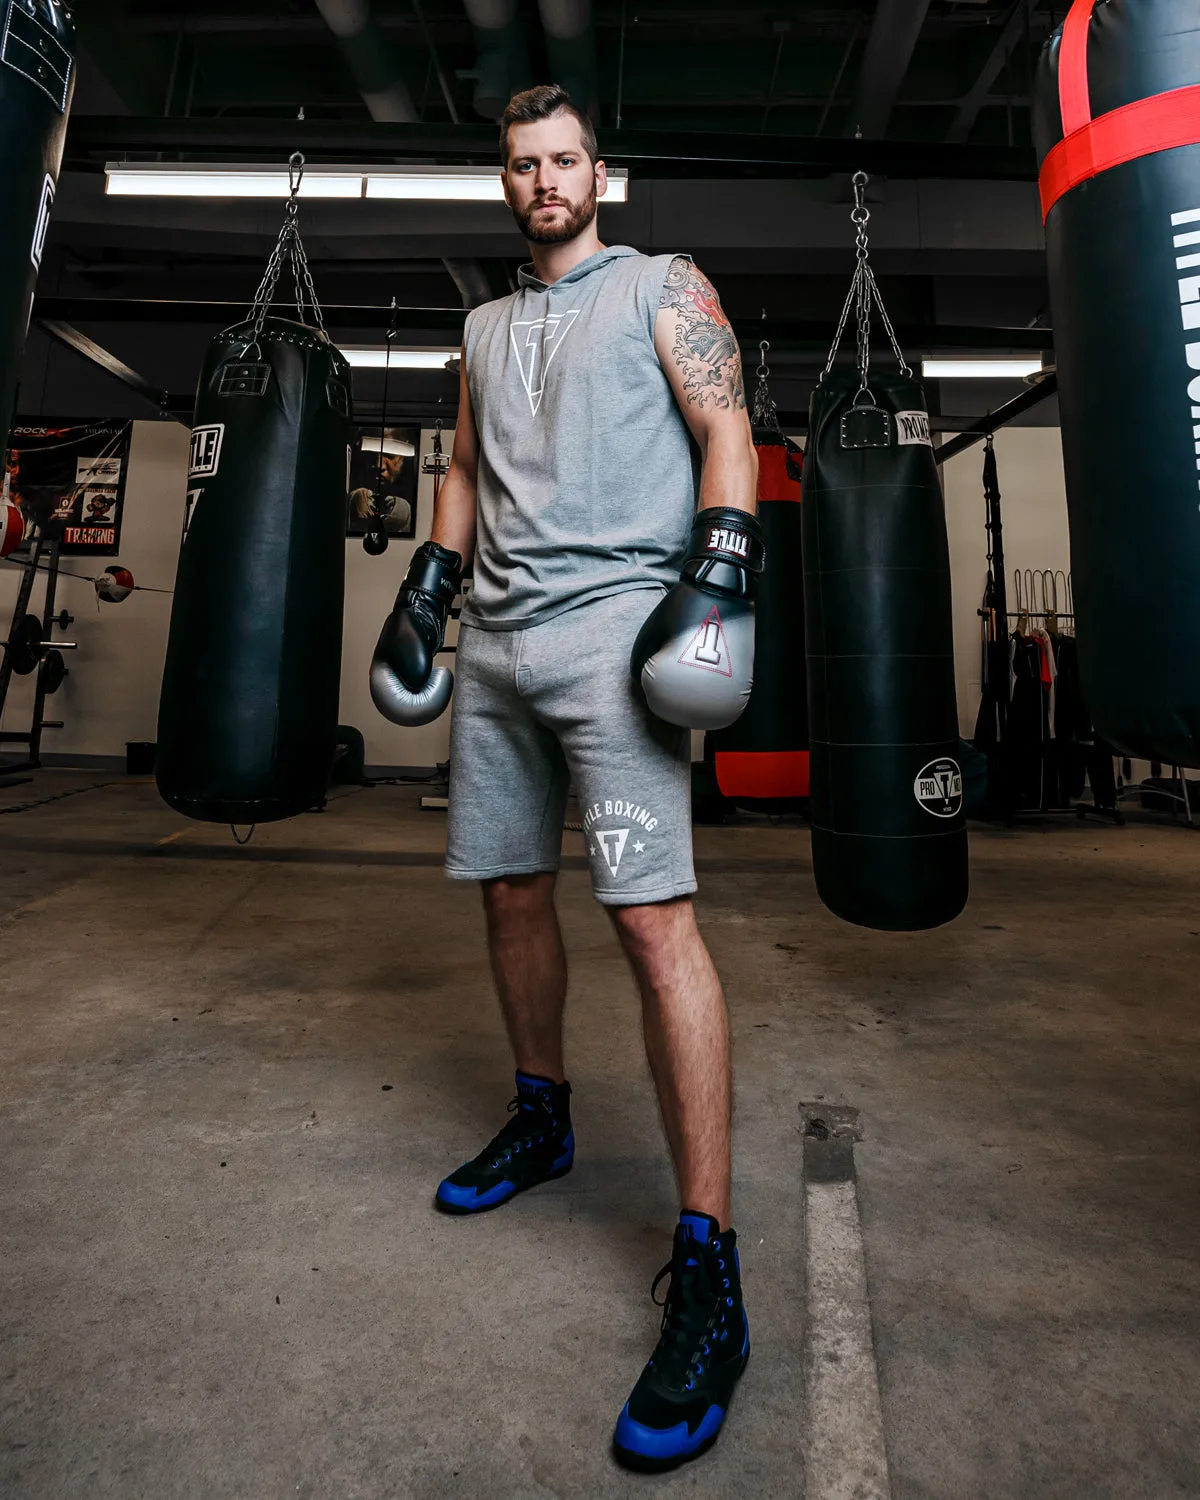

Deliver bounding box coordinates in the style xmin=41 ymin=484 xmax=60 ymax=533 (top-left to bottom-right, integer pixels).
xmin=804 ymin=372 xmax=968 ymax=931
xmin=1033 ymin=0 xmax=1200 ymax=767
xmin=156 ymin=317 xmax=353 ymax=823
xmin=708 ymin=429 xmax=809 ymax=810
xmin=0 ymin=0 xmax=75 ymax=442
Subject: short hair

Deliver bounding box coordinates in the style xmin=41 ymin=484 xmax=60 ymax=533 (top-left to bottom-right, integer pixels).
xmin=499 ymin=85 xmax=597 ymax=168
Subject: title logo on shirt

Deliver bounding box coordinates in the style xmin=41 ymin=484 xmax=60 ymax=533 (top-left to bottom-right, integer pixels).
xmin=510 ymin=309 xmax=580 ymax=417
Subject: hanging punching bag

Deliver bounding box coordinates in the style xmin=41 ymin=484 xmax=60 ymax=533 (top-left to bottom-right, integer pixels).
xmin=708 ymin=429 xmax=809 ymax=810
xmin=804 ymin=368 xmax=968 ymax=931
xmin=1034 ymin=0 xmax=1200 ymax=767
xmin=0 ymin=0 xmax=76 ymax=443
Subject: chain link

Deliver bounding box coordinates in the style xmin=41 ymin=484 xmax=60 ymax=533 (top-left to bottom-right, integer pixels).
xmin=751 ymin=338 xmax=780 ymax=429
xmin=246 ymin=153 xmax=328 ymax=353
xmin=821 ymin=169 xmax=912 ymax=393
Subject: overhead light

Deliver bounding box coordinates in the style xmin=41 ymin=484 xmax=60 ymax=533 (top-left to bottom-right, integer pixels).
xmin=339 ymin=347 xmax=458 ymax=370
xmin=922 ymin=358 xmax=1046 ymax=380
xmin=360 ymin=434 xmax=416 ymax=458
xmin=104 ymin=164 xmax=363 ymax=198
xmin=104 ymin=163 xmax=629 ymax=204
xmin=365 ymin=166 xmax=628 ymax=204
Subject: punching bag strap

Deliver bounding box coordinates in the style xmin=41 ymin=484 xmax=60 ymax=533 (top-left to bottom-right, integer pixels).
xmin=1040 ymin=0 xmax=1200 ymax=220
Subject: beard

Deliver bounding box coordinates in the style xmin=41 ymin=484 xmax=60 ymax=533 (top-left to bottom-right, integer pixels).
xmin=511 ymin=181 xmax=598 ymax=245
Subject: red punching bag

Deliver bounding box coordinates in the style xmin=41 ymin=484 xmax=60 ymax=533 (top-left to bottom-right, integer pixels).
xmin=707 ymin=425 xmax=809 ymax=809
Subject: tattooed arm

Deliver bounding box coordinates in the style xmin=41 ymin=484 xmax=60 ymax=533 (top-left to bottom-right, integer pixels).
xmin=654 ymin=256 xmax=757 ymax=515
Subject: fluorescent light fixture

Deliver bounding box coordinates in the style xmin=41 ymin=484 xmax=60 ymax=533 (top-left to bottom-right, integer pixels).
xmin=360 ymin=434 xmax=416 ymax=458
xmin=104 ymin=162 xmax=630 ymax=204
xmin=339 ymin=347 xmax=458 ymax=371
xmin=105 ymin=164 xmax=363 ymax=198
xmin=365 ymin=166 xmax=628 ymax=203
xmin=922 ymin=357 xmax=1045 ymax=380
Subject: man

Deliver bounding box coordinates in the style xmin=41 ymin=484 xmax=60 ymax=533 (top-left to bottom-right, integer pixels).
xmin=371 ymin=84 xmax=761 ymax=1472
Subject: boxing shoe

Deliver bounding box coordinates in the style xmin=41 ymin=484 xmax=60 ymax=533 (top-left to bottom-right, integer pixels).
xmin=613 ymin=1211 xmax=750 ymax=1472
xmin=434 ymin=1072 xmax=574 ymax=1215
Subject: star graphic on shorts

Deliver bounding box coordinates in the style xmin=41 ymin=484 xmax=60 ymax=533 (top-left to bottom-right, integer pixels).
xmin=588 ymin=842 xmax=596 ymax=856
xmin=633 ymin=840 xmax=646 ymax=854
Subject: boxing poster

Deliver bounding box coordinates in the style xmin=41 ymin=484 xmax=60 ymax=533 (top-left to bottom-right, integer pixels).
xmin=347 ymin=424 xmax=420 ymax=541
xmin=3 ymin=419 xmax=132 ymax=556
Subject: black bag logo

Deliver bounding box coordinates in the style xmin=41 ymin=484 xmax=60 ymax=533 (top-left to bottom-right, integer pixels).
xmin=913 ymin=758 xmax=963 ymax=819
xmin=189 ymin=424 xmax=225 ymax=478
xmin=30 ymin=174 xmax=54 ymax=271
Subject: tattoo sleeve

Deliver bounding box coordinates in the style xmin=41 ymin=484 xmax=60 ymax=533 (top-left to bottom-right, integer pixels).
xmin=658 ymin=256 xmax=746 ymax=411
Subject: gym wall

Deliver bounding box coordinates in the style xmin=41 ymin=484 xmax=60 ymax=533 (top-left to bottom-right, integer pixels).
xmin=0 ymin=420 xmax=1072 ymax=773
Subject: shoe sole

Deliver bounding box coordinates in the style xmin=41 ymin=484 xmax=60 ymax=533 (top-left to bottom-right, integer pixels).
xmin=433 ymin=1159 xmax=574 ymax=1217
xmin=611 ymin=1348 xmax=750 ymax=1474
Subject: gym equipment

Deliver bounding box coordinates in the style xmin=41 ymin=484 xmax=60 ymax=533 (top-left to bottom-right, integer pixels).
xmin=0 ymin=531 xmax=75 ymax=772
xmin=1 ymin=500 xmax=23 ymax=558
xmin=95 ymin=566 xmax=134 ymax=604
xmin=1034 ymin=0 xmax=1200 ymax=768
xmin=631 ymin=507 xmax=764 ymax=732
xmin=157 ymin=155 xmax=353 ymax=825
xmin=0 ymin=0 xmax=76 ymax=443
xmin=804 ymin=172 xmax=968 ymax=932
xmin=708 ymin=343 xmax=809 ymax=810
xmin=371 ymin=541 xmax=463 ymax=727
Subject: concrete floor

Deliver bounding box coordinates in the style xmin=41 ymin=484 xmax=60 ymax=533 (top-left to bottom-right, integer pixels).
xmin=0 ymin=772 xmax=1197 ymax=1499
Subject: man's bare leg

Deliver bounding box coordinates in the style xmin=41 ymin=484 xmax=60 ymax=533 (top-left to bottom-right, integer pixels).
xmin=609 ymin=897 xmax=732 ymax=1227
xmin=481 ymin=872 xmax=568 ymax=1084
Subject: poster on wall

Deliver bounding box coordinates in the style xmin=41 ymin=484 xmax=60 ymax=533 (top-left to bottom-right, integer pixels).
xmin=3 ymin=420 xmax=133 ymax=556
xmin=346 ymin=425 xmax=420 ymax=541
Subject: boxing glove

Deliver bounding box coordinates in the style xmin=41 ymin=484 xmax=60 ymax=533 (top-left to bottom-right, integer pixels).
xmin=370 ymin=541 xmax=463 ymax=726
xmin=631 ymin=506 xmax=765 ymax=730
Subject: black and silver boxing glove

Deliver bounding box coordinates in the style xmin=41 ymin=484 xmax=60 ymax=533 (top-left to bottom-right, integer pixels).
xmin=370 ymin=541 xmax=463 ymax=726
xmin=630 ymin=507 xmax=765 ymax=730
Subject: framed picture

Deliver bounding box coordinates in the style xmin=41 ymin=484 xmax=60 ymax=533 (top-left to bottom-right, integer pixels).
xmin=5 ymin=419 xmax=132 ymax=556
xmin=347 ymin=424 xmax=420 ymax=540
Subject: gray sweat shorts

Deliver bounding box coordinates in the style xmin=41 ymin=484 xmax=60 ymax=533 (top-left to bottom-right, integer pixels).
xmin=445 ymin=587 xmax=697 ymax=906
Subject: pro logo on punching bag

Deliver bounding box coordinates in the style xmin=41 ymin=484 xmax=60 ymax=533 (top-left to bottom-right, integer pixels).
xmin=189 ymin=424 xmax=225 ymax=478
xmin=30 ymin=174 xmax=53 ymax=270
xmin=913 ymin=758 xmax=964 ymax=819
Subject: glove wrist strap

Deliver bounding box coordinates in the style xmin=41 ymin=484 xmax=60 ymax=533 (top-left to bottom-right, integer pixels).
xmin=398 ymin=540 xmax=463 ymax=612
xmin=685 ymin=507 xmax=766 ymax=575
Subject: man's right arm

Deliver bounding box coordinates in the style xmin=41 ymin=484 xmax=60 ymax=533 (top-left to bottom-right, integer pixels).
xmin=431 ymin=344 xmax=479 ymax=566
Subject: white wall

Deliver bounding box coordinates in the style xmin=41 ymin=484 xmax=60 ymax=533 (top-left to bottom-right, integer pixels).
xmin=1 ymin=420 xmax=189 ymax=762
xmin=942 ymin=426 xmax=1073 ymax=739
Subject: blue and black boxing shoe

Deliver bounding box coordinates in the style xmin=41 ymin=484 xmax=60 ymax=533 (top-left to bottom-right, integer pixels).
xmin=434 ymin=1072 xmax=574 ymax=1215
xmin=613 ymin=1211 xmax=750 ymax=1472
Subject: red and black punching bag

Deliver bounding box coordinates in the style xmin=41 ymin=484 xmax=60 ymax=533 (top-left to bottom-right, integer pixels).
xmin=1034 ymin=0 xmax=1200 ymax=767
xmin=803 ymin=374 xmax=968 ymax=932
xmin=0 ymin=0 xmax=76 ymax=442
xmin=156 ymin=318 xmax=353 ymax=824
xmin=707 ymin=429 xmax=809 ymax=810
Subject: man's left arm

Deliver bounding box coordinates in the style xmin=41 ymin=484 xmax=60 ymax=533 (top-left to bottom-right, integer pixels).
xmin=653 ymin=256 xmax=758 ymax=514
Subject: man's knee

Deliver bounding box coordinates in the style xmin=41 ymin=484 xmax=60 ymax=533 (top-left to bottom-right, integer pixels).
xmin=609 ymin=895 xmax=695 ymax=958
xmin=481 ymin=872 xmax=557 ymax=927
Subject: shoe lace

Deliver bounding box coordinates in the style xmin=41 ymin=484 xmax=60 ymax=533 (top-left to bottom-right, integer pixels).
xmin=647 ymin=1243 xmax=724 ymax=1391
xmin=476 ymin=1096 xmax=554 ymax=1170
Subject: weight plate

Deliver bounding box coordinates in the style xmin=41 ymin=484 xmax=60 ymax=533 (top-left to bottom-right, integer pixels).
xmin=8 ymin=615 xmax=44 ymax=676
xmin=41 ymin=649 xmax=66 ymax=695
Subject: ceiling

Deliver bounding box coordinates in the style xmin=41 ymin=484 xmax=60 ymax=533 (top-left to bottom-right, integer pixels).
xmin=25 ymin=0 xmax=1067 ymax=430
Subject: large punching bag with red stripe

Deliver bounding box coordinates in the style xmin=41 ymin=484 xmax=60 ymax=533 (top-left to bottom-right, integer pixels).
xmin=707 ymin=428 xmax=809 ymax=810
xmin=0 ymin=1 xmax=76 ymax=443
xmin=1034 ymin=0 xmax=1200 ymax=767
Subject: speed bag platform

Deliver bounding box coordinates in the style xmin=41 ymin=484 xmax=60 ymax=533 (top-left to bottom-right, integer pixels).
xmin=1034 ymin=0 xmax=1200 ymax=767
xmin=803 ymin=373 xmax=968 ymax=932
xmin=708 ymin=428 xmax=809 ymax=809
xmin=0 ymin=0 xmax=76 ymax=443
xmin=156 ymin=317 xmax=353 ymax=824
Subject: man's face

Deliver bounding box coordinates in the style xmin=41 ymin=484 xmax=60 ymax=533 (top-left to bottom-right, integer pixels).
xmin=502 ymin=113 xmax=608 ymax=246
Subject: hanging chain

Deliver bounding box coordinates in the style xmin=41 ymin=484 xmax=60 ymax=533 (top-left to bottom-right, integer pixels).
xmin=751 ymin=339 xmax=780 ymax=428
xmin=246 ymin=153 xmax=328 ymax=351
xmin=375 ymin=297 xmax=399 ymax=502
xmin=822 ymin=170 xmax=912 ymax=391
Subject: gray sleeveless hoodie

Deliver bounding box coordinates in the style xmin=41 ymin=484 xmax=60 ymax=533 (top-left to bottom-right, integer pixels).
xmin=460 ymin=245 xmax=698 ymax=630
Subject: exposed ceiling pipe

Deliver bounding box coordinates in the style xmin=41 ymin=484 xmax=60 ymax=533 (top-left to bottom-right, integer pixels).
xmin=462 ymin=0 xmax=532 ymax=122
xmin=538 ymin=0 xmax=598 ymax=119
xmin=843 ymin=0 xmax=933 ymax=139
xmin=312 ymin=0 xmax=418 ymax=123
xmin=945 ymin=0 xmax=1036 ymax=144
xmin=315 ymin=2 xmax=493 ymax=309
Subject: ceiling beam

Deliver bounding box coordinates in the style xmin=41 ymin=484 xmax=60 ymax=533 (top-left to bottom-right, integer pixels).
xmin=65 ymin=117 xmax=1038 ymax=180
xmin=843 ymin=0 xmax=933 ymax=139
xmin=945 ymin=1 xmax=1037 ymax=144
